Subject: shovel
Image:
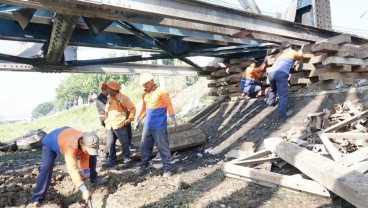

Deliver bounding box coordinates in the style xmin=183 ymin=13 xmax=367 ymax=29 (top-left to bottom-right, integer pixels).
xmin=87 ymin=199 xmax=93 ymax=208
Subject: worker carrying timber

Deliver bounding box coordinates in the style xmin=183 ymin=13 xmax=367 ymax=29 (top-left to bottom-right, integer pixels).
xmin=30 ymin=127 xmax=99 ymax=205
xmin=133 ymin=72 xmax=177 ymax=177
xmin=240 ymin=58 xmax=267 ymax=98
xmin=265 ymin=41 xmax=303 ymax=120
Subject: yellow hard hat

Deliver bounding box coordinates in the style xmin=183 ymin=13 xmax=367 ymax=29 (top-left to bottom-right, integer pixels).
xmin=140 ymin=72 xmax=154 ymax=85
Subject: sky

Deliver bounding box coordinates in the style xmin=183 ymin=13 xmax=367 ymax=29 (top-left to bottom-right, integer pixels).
xmin=0 ymin=0 xmax=367 ymax=119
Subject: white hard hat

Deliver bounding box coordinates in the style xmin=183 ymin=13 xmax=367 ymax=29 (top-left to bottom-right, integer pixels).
xmin=140 ymin=72 xmax=154 ymax=85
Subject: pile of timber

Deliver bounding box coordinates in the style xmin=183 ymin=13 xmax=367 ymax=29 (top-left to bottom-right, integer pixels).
xmin=204 ymin=59 xmax=244 ymax=100
xmin=223 ymin=100 xmax=368 ymax=208
xmin=205 ymin=34 xmax=368 ymax=99
xmin=295 ymin=34 xmax=368 ymax=90
xmin=128 ymin=123 xmax=206 ymax=160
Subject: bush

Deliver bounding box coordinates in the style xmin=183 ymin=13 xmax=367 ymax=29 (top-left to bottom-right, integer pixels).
xmin=32 ymin=102 xmax=55 ymax=119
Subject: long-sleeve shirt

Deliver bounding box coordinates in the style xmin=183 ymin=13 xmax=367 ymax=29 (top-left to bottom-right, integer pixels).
xmin=270 ymin=49 xmax=303 ymax=75
xmin=137 ymin=85 xmax=175 ymax=130
xmin=96 ymin=93 xmax=107 ymax=123
xmin=42 ymin=126 xmax=89 ymax=188
xmin=105 ymin=92 xmax=136 ymax=130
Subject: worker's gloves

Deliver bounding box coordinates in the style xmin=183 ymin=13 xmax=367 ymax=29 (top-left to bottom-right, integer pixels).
xmin=82 ymin=190 xmax=92 ymax=202
xmin=133 ymin=121 xmax=140 ymax=131
xmin=170 ymin=119 xmax=177 ymax=131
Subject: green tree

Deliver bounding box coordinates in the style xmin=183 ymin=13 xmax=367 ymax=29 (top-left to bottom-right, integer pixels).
xmin=32 ymin=102 xmax=55 ymax=119
xmin=55 ymin=74 xmax=131 ymax=109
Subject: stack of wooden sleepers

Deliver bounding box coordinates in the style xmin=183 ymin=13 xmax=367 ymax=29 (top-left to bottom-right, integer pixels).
xmin=205 ymin=34 xmax=368 ymax=99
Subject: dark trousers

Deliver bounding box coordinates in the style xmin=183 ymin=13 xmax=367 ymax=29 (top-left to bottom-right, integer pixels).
xmin=266 ymin=71 xmax=289 ymax=118
xmin=127 ymin=123 xmax=133 ymax=144
xmin=106 ymin=126 xmax=131 ymax=163
xmin=104 ymin=123 xmax=132 ymax=156
xmin=31 ymin=146 xmax=56 ymax=203
xmin=89 ymin=155 xmax=97 ymax=181
xmin=141 ymin=128 xmax=172 ymax=172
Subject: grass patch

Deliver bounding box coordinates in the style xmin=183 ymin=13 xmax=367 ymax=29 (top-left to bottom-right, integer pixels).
xmin=0 ymin=104 xmax=100 ymax=142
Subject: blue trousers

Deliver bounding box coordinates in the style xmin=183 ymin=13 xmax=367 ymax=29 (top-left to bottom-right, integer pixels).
xmin=267 ymin=71 xmax=289 ymax=118
xmin=106 ymin=126 xmax=131 ymax=163
xmin=89 ymin=155 xmax=97 ymax=182
xmin=141 ymin=128 xmax=172 ymax=172
xmin=31 ymin=146 xmax=56 ymax=203
xmin=240 ymin=78 xmax=263 ymax=97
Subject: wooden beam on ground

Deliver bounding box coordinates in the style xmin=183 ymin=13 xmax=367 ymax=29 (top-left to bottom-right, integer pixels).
xmin=324 ymin=110 xmax=368 ymax=132
xmin=339 ymin=146 xmax=368 ymax=167
xmin=264 ymin=137 xmax=368 ymax=208
xmin=323 ymin=133 xmax=368 ymax=140
xmin=225 ymin=172 xmax=277 ymax=188
xmin=229 ymin=149 xmax=273 ymax=164
xmin=349 ymin=161 xmax=368 ymax=174
xmin=130 ymin=127 xmax=205 ymax=159
xmin=232 ymin=156 xmax=281 ymax=166
xmin=318 ymin=132 xmax=343 ymax=162
xmin=223 ymin=163 xmax=331 ymax=197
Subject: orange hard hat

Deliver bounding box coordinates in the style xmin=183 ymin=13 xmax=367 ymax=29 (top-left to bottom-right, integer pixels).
xmin=107 ymin=81 xmax=120 ymax=91
xmin=100 ymin=82 xmax=108 ymax=89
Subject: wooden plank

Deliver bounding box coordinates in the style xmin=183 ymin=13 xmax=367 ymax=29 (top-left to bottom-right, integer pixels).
xmin=335 ymin=47 xmax=355 ymax=58
xmin=229 ymin=149 xmax=272 ymax=164
xmin=211 ymin=69 xmax=230 ymax=77
xmin=315 ymin=34 xmax=352 ymax=45
xmin=349 ymin=161 xmax=368 ymax=174
xmin=227 ymin=66 xmax=243 ymax=73
xmin=202 ymin=66 xmax=217 ymax=71
xmin=264 ymin=137 xmax=368 ymax=208
xmin=216 ymin=73 xmax=240 ymax=82
xmin=339 ymin=146 xmax=368 ymax=167
xmin=225 ymin=172 xmax=277 ymax=188
xmin=232 ymin=156 xmax=281 ymax=166
xmin=208 ymin=91 xmax=219 ymax=96
xmin=323 ymin=133 xmax=368 ymax=140
xmin=323 ymin=56 xmax=368 ymax=66
xmin=309 ymin=54 xmax=328 ymax=64
xmin=294 ymin=62 xmax=316 ymax=71
xmin=130 ymin=127 xmax=205 ymax=159
xmin=302 ymin=52 xmax=315 ymax=59
xmin=311 ymin=43 xmax=340 ymax=53
xmin=318 ymin=132 xmax=343 ymax=162
xmin=230 ymin=59 xmax=244 ymax=65
xmin=356 ymin=51 xmax=368 ymax=59
xmin=223 ymin=163 xmax=331 ymax=197
xmin=324 ymin=110 xmax=368 ymax=133
xmin=318 ymin=72 xmax=342 ymax=81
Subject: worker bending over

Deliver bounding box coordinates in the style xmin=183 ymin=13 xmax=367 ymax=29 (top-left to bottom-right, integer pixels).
xmin=31 ymin=127 xmax=99 ymax=205
xmin=265 ymin=41 xmax=303 ymax=120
